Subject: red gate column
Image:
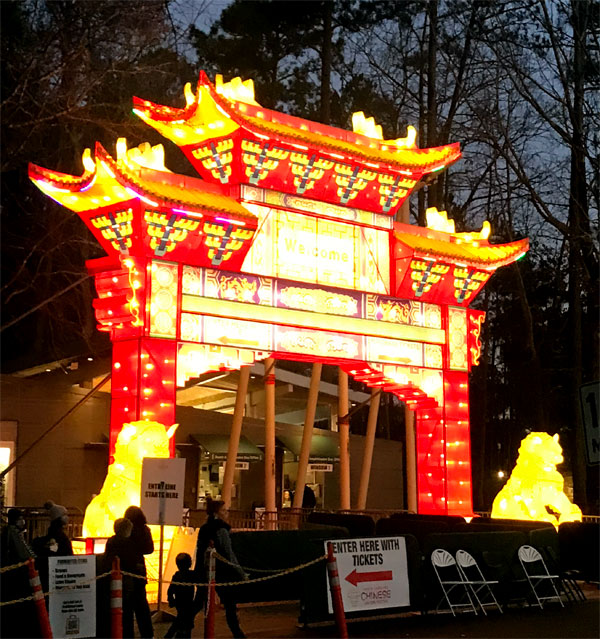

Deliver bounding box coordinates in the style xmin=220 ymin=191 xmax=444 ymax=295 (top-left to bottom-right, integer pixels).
xmin=442 ymin=370 xmax=472 ymax=515
xmin=89 ymin=254 xmax=179 ymax=459
xmin=415 ymin=406 xmax=446 ymax=514
xmin=110 ymin=337 xmax=177 ymax=458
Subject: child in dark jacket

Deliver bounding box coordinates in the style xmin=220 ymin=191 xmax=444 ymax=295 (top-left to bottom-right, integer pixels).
xmin=165 ymin=553 xmax=196 ymax=638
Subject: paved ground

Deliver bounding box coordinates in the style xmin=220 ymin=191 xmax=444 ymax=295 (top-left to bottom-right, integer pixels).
xmin=152 ymin=583 xmax=600 ymax=639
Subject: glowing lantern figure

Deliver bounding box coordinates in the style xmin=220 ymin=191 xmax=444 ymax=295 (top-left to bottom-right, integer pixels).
xmin=83 ymin=420 xmax=178 ymax=538
xmin=491 ymin=432 xmax=582 ymax=528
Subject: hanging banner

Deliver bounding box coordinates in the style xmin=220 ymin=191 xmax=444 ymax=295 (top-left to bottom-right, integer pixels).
xmin=325 ymin=537 xmax=409 ymax=613
xmin=141 ymin=457 xmax=186 ymax=525
xmin=49 ymin=555 xmax=96 ymax=638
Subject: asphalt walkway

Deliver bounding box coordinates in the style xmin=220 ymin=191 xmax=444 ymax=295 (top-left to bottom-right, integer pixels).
xmin=153 ymin=583 xmax=600 ymax=639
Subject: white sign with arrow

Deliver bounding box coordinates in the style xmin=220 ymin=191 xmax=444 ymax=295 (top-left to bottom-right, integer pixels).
xmin=325 ymin=536 xmax=410 ymax=613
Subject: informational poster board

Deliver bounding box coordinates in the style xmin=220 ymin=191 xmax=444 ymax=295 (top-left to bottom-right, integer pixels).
xmin=49 ymin=555 xmax=96 ymax=638
xmin=141 ymin=457 xmax=186 ymax=525
xmin=325 ymin=537 xmax=410 ymax=613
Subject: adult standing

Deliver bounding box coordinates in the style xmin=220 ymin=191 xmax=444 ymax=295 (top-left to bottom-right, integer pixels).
xmin=194 ymin=498 xmax=248 ymax=638
xmin=33 ymin=501 xmax=73 ymax=593
xmin=104 ymin=518 xmax=139 ymax=639
xmin=124 ymin=505 xmax=154 ymax=638
xmin=0 ymin=508 xmax=38 ymax=638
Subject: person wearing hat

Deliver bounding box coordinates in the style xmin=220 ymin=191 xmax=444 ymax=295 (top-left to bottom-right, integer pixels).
xmin=44 ymin=500 xmax=68 ymax=525
xmin=1 ymin=508 xmax=38 ymax=637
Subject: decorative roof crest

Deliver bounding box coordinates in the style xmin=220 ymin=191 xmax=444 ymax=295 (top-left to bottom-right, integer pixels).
xmin=215 ymin=74 xmax=259 ymax=106
xmin=426 ymin=207 xmax=491 ymax=243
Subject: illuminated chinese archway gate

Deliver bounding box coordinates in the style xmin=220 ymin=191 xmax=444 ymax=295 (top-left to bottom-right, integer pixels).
xmin=30 ymin=72 xmax=528 ymax=516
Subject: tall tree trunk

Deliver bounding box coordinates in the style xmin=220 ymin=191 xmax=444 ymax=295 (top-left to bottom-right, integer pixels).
xmin=426 ymin=0 xmax=439 ymax=209
xmin=568 ymin=0 xmax=589 ymax=510
xmin=320 ymin=1 xmax=333 ymax=124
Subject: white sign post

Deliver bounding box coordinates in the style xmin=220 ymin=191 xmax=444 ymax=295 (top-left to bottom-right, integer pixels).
xmin=49 ymin=555 xmax=96 ymax=638
xmin=141 ymin=457 xmax=186 ymax=613
xmin=325 ymin=537 xmax=410 ymax=613
xmin=580 ymin=381 xmax=600 ymax=465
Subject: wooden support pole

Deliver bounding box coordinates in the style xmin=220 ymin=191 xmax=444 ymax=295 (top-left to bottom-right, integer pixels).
xmin=405 ymin=407 xmax=418 ymax=512
xmin=264 ymin=358 xmax=277 ymax=522
xmin=222 ymin=366 xmax=251 ymax=508
xmin=338 ymin=368 xmax=351 ymax=511
xmin=356 ymin=387 xmax=381 ymax=510
xmin=292 ymin=362 xmax=322 ymax=510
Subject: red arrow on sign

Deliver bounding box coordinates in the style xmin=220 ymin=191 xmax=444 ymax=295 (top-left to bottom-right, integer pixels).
xmin=345 ymin=568 xmax=393 ymax=587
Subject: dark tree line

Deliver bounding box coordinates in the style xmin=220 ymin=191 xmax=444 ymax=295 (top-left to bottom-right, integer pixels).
xmin=2 ymin=0 xmax=598 ymax=510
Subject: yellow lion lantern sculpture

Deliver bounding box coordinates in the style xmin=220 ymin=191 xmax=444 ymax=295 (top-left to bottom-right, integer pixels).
xmin=491 ymin=432 xmax=582 ymax=528
xmin=83 ymin=420 xmax=178 ymax=537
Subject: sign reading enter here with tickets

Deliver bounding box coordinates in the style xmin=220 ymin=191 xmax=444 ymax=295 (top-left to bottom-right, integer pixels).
xmin=326 ymin=537 xmax=410 ymax=613
xmin=49 ymin=555 xmax=96 ymax=638
xmin=141 ymin=457 xmax=186 ymax=526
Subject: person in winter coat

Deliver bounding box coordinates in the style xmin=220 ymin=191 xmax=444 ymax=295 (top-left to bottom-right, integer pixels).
xmin=104 ymin=518 xmax=140 ymax=639
xmin=165 ymin=552 xmax=196 ymax=638
xmin=194 ymin=498 xmax=248 ymax=639
xmin=0 ymin=509 xmax=38 ymax=638
xmin=123 ymin=505 xmax=154 ymax=638
xmin=32 ymin=508 xmax=73 ymax=594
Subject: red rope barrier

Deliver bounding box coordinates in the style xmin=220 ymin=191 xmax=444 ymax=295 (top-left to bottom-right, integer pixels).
xmin=27 ymin=558 xmax=53 ymax=638
xmin=326 ymin=542 xmax=348 ymax=639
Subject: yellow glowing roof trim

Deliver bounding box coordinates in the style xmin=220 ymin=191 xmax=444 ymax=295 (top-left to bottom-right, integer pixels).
xmin=134 ymin=75 xmax=459 ymax=172
xmin=426 ymin=207 xmax=492 ymax=242
xmin=426 ymin=207 xmax=455 ymax=234
xmin=117 ymin=138 xmax=171 ymax=173
xmin=29 ymin=140 xmax=257 ymax=221
xmin=134 ymin=83 xmax=240 ymax=148
xmin=352 ymin=112 xmax=383 ymax=140
xmin=396 ymin=229 xmax=528 ymax=268
xmin=215 ymin=74 xmax=260 ymax=106
xmin=352 ymin=112 xmax=417 ymax=150
xmin=242 ymin=113 xmax=455 ymax=170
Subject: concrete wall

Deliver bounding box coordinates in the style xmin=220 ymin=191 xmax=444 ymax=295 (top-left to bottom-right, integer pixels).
xmin=1 ymin=376 xmax=404 ymax=513
xmin=0 ymin=375 xmax=110 ymax=511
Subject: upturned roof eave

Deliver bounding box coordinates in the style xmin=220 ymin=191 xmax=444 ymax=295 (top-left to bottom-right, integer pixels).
xmin=395 ymin=231 xmax=529 ymax=269
xmin=29 ymin=150 xmax=257 ymax=224
xmin=133 ymin=73 xmax=461 ymax=175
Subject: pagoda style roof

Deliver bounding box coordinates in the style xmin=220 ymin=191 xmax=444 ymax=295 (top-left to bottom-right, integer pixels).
xmin=29 ymin=139 xmax=259 ymax=270
xmin=133 ymin=72 xmax=460 ymax=173
xmin=392 ymin=208 xmax=529 ymax=305
xmin=28 ymin=140 xmax=255 ymax=223
xmin=131 ymin=72 xmax=461 ymax=216
xmin=394 ymin=226 xmax=529 ymax=269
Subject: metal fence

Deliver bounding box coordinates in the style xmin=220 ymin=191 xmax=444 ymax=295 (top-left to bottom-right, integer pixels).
xmin=1 ymin=506 xmax=84 ymax=543
xmin=4 ymin=506 xmax=598 ymax=542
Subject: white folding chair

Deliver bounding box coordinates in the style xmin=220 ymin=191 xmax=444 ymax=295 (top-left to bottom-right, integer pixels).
xmin=431 ymin=548 xmax=478 ymax=616
xmin=456 ymin=549 xmax=503 ymax=614
xmin=518 ymin=545 xmax=564 ymax=608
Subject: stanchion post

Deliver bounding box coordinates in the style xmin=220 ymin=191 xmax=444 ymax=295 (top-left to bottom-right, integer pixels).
xmin=27 ymin=558 xmax=53 ymax=638
xmin=326 ymin=542 xmax=348 ymax=639
xmin=157 ymin=522 xmax=165 ymax=612
xmin=204 ymin=543 xmax=216 ymax=639
xmin=110 ymin=556 xmax=123 ymax=639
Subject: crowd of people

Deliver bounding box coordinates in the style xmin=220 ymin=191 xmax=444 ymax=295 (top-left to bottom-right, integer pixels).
xmin=0 ymin=497 xmax=248 ymax=638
